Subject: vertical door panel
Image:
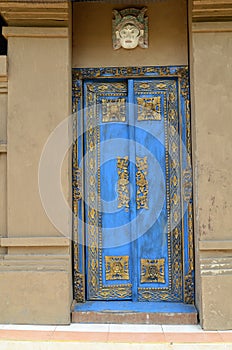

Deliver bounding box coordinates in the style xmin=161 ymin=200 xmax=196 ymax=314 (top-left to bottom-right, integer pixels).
xmin=133 ymin=80 xmax=169 ymax=300
xmin=134 ymin=79 xmax=182 ymax=301
xmin=84 ymin=80 xmax=132 ymax=300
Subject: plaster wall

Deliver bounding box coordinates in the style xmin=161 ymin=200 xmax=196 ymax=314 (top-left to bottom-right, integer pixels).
xmin=192 ymin=22 xmax=232 ymax=330
xmin=0 ymin=271 xmax=71 ymax=324
xmin=0 ymin=27 xmax=72 ymax=324
xmin=0 ymin=153 xmax=6 ymax=240
xmin=72 ymin=0 xmax=188 ymax=67
xmin=6 ymin=33 xmax=71 ymax=237
xmin=193 ymin=28 xmax=232 ymax=242
xmin=0 ymin=56 xmax=7 ymax=255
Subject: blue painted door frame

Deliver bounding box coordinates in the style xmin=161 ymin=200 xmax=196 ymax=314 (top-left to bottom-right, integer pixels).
xmin=72 ymin=66 xmax=194 ymax=307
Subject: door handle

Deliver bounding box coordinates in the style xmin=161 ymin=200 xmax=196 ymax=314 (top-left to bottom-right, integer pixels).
xmin=117 ymin=156 xmax=130 ymax=211
xmin=117 ymin=156 xmax=149 ymax=211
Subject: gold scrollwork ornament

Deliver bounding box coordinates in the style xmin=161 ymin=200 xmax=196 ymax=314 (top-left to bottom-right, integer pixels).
xmin=141 ymin=258 xmax=165 ymax=283
xmin=136 ymin=156 xmax=149 ymax=209
xmin=101 ymin=98 xmax=126 ymax=123
xmin=117 ymin=156 xmax=130 ymax=211
xmin=105 ymin=256 xmax=130 ymax=280
xmin=137 ymin=97 xmax=161 ymax=121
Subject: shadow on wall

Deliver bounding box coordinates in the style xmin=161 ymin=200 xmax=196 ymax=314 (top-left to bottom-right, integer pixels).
xmin=0 ymin=15 xmax=7 ymax=55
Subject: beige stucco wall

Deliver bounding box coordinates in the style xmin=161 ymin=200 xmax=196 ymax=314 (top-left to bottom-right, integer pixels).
xmin=73 ymin=0 xmax=188 ymax=67
xmin=0 ymin=27 xmax=72 ymax=324
xmin=6 ymin=30 xmax=71 ymax=237
xmin=0 ymin=56 xmax=7 ymax=256
xmin=192 ymin=22 xmax=232 ymax=330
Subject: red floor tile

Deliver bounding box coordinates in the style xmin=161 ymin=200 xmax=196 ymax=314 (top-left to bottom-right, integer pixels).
xmin=108 ymin=332 xmax=165 ymax=343
xmin=164 ymin=332 xmax=222 ymax=343
xmin=0 ymin=330 xmax=53 ymax=341
xmin=219 ymin=332 xmax=232 ymax=342
xmin=52 ymin=331 xmax=108 ymax=342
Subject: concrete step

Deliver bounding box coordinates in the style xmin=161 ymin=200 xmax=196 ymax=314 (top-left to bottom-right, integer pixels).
xmin=72 ymin=301 xmax=197 ymax=324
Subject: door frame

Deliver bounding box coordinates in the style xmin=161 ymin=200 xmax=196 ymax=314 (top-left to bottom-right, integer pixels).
xmin=72 ymin=66 xmax=194 ymax=305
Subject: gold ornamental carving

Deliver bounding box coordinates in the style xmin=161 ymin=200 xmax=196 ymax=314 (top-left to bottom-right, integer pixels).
xmin=101 ymin=98 xmax=126 ymax=123
xmin=73 ymin=272 xmax=85 ymax=302
xmin=136 ymin=156 xmax=149 ymax=209
xmin=141 ymin=258 xmax=165 ymax=283
xmin=183 ymin=168 xmax=192 ymax=202
xmin=73 ymin=167 xmax=82 ymax=201
xmin=137 ymin=97 xmax=161 ymax=121
xmin=105 ymin=256 xmax=130 ymax=280
xmin=117 ymin=156 xmax=130 ymax=211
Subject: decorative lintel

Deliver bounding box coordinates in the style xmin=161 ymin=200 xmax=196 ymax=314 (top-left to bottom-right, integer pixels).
xmin=193 ymin=0 xmax=232 ymax=22
xmin=0 ymin=0 xmax=69 ymax=27
xmin=199 ymin=240 xmax=232 ymax=251
xmin=2 ymin=27 xmax=69 ymax=39
xmin=192 ymin=21 xmax=232 ymax=33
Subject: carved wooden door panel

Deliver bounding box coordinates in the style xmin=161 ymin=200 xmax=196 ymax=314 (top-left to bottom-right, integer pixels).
xmin=84 ymin=80 xmax=132 ymax=300
xmin=84 ymin=78 xmax=183 ymax=302
xmin=72 ymin=66 xmax=194 ymax=306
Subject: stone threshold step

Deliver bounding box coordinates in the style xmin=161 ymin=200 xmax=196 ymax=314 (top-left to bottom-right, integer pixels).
xmin=73 ymin=301 xmax=198 ymax=324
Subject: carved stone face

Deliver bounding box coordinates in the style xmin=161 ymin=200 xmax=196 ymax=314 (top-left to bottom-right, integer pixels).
xmin=117 ymin=24 xmax=141 ymax=49
xmin=112 ymin=8 xmax=148 ymax=50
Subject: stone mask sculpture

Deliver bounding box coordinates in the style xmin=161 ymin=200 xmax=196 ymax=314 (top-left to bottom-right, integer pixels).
xmin=112 ymin=7 xmax=148 ymax=50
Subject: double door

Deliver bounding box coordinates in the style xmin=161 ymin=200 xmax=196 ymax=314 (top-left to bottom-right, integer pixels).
xmin=81 ymin=76 xmax=191 ymax=302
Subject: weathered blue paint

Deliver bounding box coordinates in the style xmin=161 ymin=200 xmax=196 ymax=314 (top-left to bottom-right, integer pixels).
xmin=74 ymin=301 xmax=196 ymax=313
xmin=72 ymin=66 xmax=194 ymax=308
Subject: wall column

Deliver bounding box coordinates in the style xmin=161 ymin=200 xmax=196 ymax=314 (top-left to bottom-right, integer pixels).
xmin=0 ymin=56 xmax=7 ymax=259
xmin=191 ymin=0 xmax=232 ymax=330
xmin=0 ymin=0 xmax=72 ymax=324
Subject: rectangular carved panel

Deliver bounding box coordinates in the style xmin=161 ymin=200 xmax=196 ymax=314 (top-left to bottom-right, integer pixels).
xmin=141 ymin=258 xmax=165 ymax=283
xmin=105 ymin=256 xmax=129 ymax=280
xmin=101 ymin=98 xmax=126 ymax=122
xmin=137 ymin=96 xmax=161 ymax=121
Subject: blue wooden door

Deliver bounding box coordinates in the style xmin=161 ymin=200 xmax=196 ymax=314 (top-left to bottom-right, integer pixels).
xmin=83 ymin=76 xmax=187 ymax=302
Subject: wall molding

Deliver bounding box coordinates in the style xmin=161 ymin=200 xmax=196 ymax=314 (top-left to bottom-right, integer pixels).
xmin=3 ymin=27 xmax=69 ymax=39
xmin=193 ymin=0 xmax=232 ymax=22
xmin=0 ymin=144 xmax=7 ymax=153
xmin=0 ymin=56 xmax=7 ymax=77
xmin=0 ymin=0 xmax=69 ymax=27
xmin=0 ymin=81 xmax=7 ymax=94
xmin=200 ymin=256 xmax=232 ymax=276
xmin=0 ymin=255 xmax=70 ymax=272
xmin=192 ymin=21 xmax=232 ymax=33
xmin=199 ymin=240 xmax=232 ymax=251
xmin=0 ymin=237 xmax=70 ymax=247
